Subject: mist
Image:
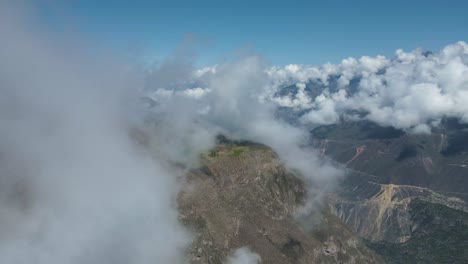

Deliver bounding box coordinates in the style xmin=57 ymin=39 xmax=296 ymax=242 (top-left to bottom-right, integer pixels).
xmin=0 ymin=2 xmax=190 ymax=263
xmin=227 ymin=247 xmax=261 ymax=264
xmin=0 ymin=1 xmax=343 ymax=263
xmin=146 ymin=55 xmax=343 ymax=215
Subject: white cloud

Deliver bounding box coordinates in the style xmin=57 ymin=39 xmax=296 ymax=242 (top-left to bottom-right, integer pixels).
xmin=194 ymin=65 xmax=217 ymax=78
xmin=271 ymin=82 xmax=312 ymax=109
xmin=180 ymin=87 xmax=211 ymax=99
xmin=300 ymin=89 xmax=347 ymax=125
xmin=147 ymin=55 xmax=343 ymax=218
xmin=0 ymin=2 xmax=191 ymax=264
xmin=267 ymin=41 xmax=468 ymax=133
xmin=227 ymin=247 xmax=261 ymax=264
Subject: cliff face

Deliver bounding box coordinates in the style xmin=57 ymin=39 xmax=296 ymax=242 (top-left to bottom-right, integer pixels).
xmin=329 ymin=183 xmax=414 ymax=243
xmin=329 ymin=182 xmax=467 ymax=243
xmin=327 ymin=180 xmax=468 ymax=263
xmin=367 ymin=199 xmax=468 ymax=264
xmin=178 ymin=143 xmax=383 ymax=264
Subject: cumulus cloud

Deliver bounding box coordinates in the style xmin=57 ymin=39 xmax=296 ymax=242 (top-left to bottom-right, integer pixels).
xmin=194 ymin=65 xmax=217 ymax=78
xmin=300 ymin=89 xmax=347 ymax=125
xmin=180 ymin=87 xmax=211 ymax=99
xmin=271 ymin=82 xmax=312 ymax=109
xmin=226 ymin=247 xmax=261 ymax=264
xmin=266 ymin=41 xmax=468 ymax=133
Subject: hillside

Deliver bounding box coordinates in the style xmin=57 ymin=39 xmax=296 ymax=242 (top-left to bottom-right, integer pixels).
xmin=311 ymin=120 xmax=468 ymax=263
xmin=178 ymin=142 xmax=383 ymax=264
xmin=311 ymin=120 xmax=468 ymax=200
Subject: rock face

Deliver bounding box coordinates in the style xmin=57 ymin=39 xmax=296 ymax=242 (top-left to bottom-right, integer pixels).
xmin=178 ymin=143 xmax=383 ymax=264
xmin=327 ymin=177 xmax=468 ymax=263
xmin=330 ymin=183 xmax=414 ymax=244
xmin=329 ymin=181 xmax=467 ymax=243
xmin=368 ymin=199 xmax=468 ymax=264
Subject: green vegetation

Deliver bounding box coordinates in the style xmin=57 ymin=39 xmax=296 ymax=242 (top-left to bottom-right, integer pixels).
xmin=230 ymin=146 xmax=247 ymax=157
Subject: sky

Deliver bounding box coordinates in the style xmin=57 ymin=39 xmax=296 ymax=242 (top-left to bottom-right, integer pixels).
xmin=36 ymin=0 xmax=467 ymax=66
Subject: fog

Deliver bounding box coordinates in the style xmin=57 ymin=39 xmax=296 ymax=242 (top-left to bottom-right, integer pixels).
xmin=227 ymin=247 xmax=261 ymax=264
xmin=0 ymin=2 xmax=189 ymax=263
xmin=0 ymin=1 xmax=342 ymax=263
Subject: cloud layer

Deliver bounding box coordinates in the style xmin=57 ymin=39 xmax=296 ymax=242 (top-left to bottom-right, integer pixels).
xmin=266 ymin=42 xmax=468 ymax=133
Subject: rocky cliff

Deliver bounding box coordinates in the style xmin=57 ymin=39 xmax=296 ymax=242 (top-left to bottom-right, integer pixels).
xmin=178 ymin=143 xmax=383 ymax=264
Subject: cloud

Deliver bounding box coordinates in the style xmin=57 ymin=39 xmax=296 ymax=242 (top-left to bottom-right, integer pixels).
xmin=0 ymin=2 xmax=342 ymax=262
xmin=147 ymin=55 xmax=343 ymax=219
xmin=193 ymin=65 xmax=217 ymax=78
xmin=267 ymin=41 xmax=468 ymax=133
xmin=300 ymin=90 xmax=347 ymax=125
xmin=271 ymin=82 xmax=312 ymax=109
xmin=226 ymin=247 xmax=261 ymax=264
xmin=0 ymin=2 xmax=190 ymax=263
xmin=180 ymin=87 xmax=211 ymax=99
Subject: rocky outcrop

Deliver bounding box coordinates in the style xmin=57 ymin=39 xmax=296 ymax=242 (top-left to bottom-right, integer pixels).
xmin=178 ymin=143 xmax=384 ymax=264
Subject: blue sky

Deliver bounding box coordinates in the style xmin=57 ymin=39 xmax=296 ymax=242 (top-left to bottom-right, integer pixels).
xmin=37 ymin=0 xmax=467 ymax=66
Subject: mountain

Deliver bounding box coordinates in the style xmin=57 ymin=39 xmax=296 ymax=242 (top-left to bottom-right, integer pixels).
xmin=178 ymin=142 xmax=383 ymax=264
xmin=311 ymin=119 xmax=468 ymax=199
xmin=311 ymin=120 xmax=468 ymax=263
xmin=174 ymin=120 xmax=468 ymax=263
